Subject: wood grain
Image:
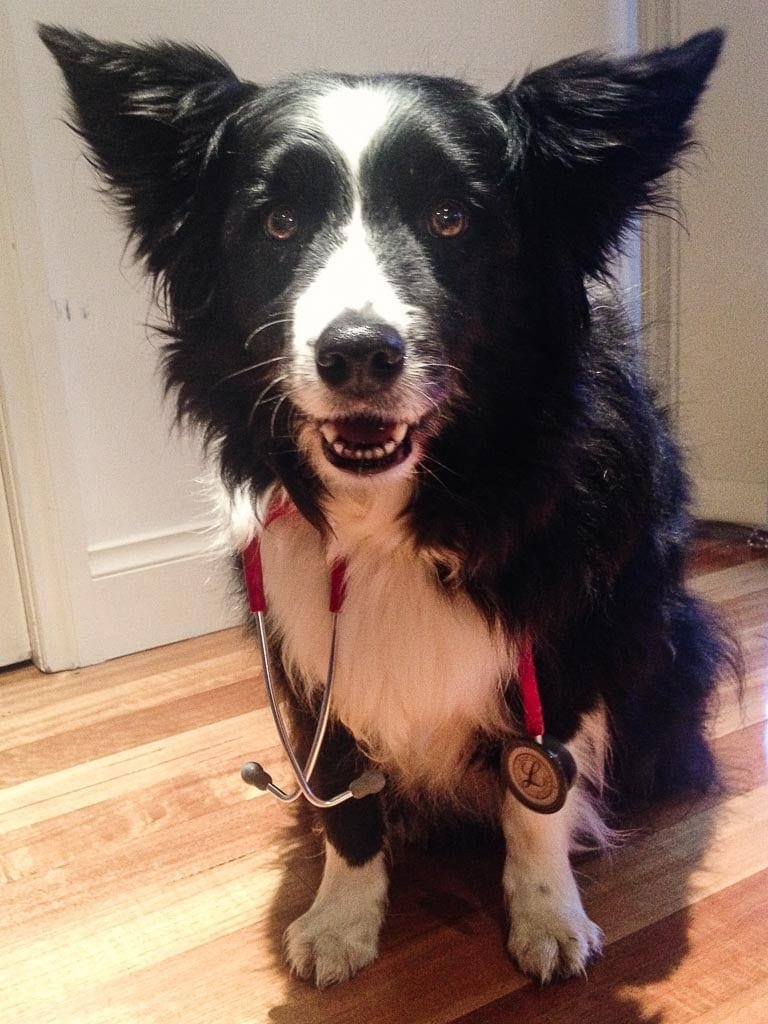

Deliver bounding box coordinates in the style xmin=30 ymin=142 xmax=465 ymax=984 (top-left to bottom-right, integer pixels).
xmin=0 ymin=536 xmax=766 ymax=1024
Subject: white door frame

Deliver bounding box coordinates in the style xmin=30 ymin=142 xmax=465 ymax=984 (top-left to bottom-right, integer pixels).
xmin=0 ymin=6 xmax=99 ymax=671
xmin=0 ymin=414 xmax=29 ymax=666
xmin=637 ymin=0 xmax=682 ymax=417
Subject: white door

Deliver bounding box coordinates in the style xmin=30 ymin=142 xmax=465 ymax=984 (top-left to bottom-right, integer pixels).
xmin=0 ymin=455 xmax=29 ymax=666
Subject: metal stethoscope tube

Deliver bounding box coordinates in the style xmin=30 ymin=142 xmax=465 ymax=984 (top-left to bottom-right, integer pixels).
xmin=241 ymin=609 xmax=385 ymax=808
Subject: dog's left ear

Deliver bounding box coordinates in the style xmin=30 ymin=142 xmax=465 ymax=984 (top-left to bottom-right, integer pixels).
xmin=492 ymin=29 xmax=724 ymax=275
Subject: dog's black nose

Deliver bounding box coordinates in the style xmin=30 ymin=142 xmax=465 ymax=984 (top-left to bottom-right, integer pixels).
xmin=315 ymin=317 xmax=405 ymax=390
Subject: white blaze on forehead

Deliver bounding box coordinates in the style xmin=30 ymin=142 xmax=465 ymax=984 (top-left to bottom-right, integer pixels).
xmin=292 ymin=206 xmax=412 ymax=355
xmin=291 ymin=82 xmax=411 ymax=358
xmin=314 ymin=83 xmax=396 ymax=175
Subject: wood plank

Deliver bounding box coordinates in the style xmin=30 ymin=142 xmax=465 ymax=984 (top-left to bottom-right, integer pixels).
xmin=0 ymin=708 xmax=298 ymax=844
xmin=0 ymin=627 xmax=250 ymax=710
xmin=0 ymin=649 xmax=255 ymax=749
xmin=689 ymin=559 xmax=768 ymax=602
xmin=451 ymin=869 xmax=768 ymax=1024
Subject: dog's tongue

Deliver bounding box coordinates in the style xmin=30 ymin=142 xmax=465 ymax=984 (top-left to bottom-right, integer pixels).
xmin=336 ymin=419 xmax=395 ymax=445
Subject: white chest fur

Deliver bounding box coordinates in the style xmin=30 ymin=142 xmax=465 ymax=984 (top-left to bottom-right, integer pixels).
xmin=259 ymin=504 xmax=517 ymax=796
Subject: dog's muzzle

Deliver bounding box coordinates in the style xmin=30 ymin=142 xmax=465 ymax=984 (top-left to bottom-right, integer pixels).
xmin=309 ymin=313 xmax=417 ymax=475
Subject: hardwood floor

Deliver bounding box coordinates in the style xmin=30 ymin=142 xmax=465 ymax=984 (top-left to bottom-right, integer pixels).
xmin=1 ymin=536 xmax=766 ymax=1024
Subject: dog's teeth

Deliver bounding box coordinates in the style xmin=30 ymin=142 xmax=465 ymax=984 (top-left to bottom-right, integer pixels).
xmin=323 ymin=419 xmax=410 ymax=465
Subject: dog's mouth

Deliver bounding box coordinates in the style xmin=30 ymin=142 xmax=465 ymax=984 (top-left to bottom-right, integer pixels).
xmin=317 ymin=417 xmax=415 ymax=475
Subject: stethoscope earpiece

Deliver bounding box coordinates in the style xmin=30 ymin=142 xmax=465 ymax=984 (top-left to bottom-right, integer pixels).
xmin=240 ymin=761 xmax=272 ymax=790
xmin=348 ymin=769 xmax=387 ymax=799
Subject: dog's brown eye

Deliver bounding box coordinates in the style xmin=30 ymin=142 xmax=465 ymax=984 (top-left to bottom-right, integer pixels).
xmin=428 ymin=200 xmax=469 ymax=239
xmin=264 ymin=207 xmax=298 ymax=241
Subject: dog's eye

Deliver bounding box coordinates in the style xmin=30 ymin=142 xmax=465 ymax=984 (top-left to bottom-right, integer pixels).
xmin=264 ymin=207 xmax=298 ymax=241
xmin=427 ymin=200 xmax=469 ymax=239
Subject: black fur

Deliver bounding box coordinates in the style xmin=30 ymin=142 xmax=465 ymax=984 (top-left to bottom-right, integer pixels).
xmin=41 ymin=23 xmax=731 ymax=823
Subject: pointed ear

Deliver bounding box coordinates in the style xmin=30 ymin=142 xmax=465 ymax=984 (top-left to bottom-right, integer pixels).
xmin=39 ymin=25 xmax=253 ymax=273
xmin=491 ymin=30 xmax=724 ymax=275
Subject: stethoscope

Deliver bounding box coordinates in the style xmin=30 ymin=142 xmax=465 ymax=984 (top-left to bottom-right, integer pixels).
xmin=239 ymin=500 xmax=576 ymax=815
xmin=239 ymin=501 xmax=386 ymax=807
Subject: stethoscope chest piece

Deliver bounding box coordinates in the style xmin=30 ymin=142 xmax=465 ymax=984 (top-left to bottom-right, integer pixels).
xmin=503 ymin=735 xmax=576 ymax=814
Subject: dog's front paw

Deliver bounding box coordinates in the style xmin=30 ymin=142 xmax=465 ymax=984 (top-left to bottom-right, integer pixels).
xmin=284 ymin=898 xmax=384 ymax=988
xmin=506 ymin=884 xmax=603 ymax=983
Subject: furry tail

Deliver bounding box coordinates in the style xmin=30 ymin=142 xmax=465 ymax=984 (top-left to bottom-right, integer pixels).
xmin=609 ymin=590 xmax=740 ymax=807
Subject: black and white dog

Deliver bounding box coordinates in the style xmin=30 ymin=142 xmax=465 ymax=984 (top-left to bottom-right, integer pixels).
xmin=42 ymin=25 xmax=730 ymax=987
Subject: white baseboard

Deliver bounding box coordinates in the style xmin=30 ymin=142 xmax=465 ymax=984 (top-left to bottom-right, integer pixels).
xmin=88 ymin=524 xmax=221 ymax=579
xmin=87 ymin=527 xmax=243 ymax=664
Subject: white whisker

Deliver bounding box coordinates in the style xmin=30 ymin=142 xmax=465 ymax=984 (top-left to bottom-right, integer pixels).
xmin=419 ymin=458 xmax=462 ymax=502
xmin=248 ymin=374 xmax=289 ymax=427
xmin=243 ymin=316 xmax=292 ymax=349
xmin=421 ymin=452 xmax=460 ymax=478
xmin=406 ymin=382 xmax=442 ymax=417
xmin=422 ymin=361 xmax=467 ymax=379
xmin=270 ymin=393 xmax=290 ymax=438
xmin=213 ymin=354 xmax=291 ymax=388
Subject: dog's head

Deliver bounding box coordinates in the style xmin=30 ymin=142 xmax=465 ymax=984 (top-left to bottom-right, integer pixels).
xmin=41 ymin=26 xmax=722 ymax=526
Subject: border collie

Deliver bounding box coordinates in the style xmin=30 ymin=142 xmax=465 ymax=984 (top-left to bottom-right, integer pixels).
xmin=42 ymin=25 xmax=730 ymax=987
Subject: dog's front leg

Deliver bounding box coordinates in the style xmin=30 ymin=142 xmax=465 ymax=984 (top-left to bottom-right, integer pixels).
xmin=283 ymin=727 xmax=388 ymax=987
xmin=501 ymin=789 xmax=602 ymax=982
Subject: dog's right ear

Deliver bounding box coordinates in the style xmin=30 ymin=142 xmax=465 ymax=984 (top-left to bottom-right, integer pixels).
xmin=39 ymin=25 xmax=253 ymax=272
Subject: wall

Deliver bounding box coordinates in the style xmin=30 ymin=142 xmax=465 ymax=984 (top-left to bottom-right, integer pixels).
xmin=1 ymin=0 xmax=637 ymax=665
xmin=675 ymin=0 xmax=767 ymax=525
